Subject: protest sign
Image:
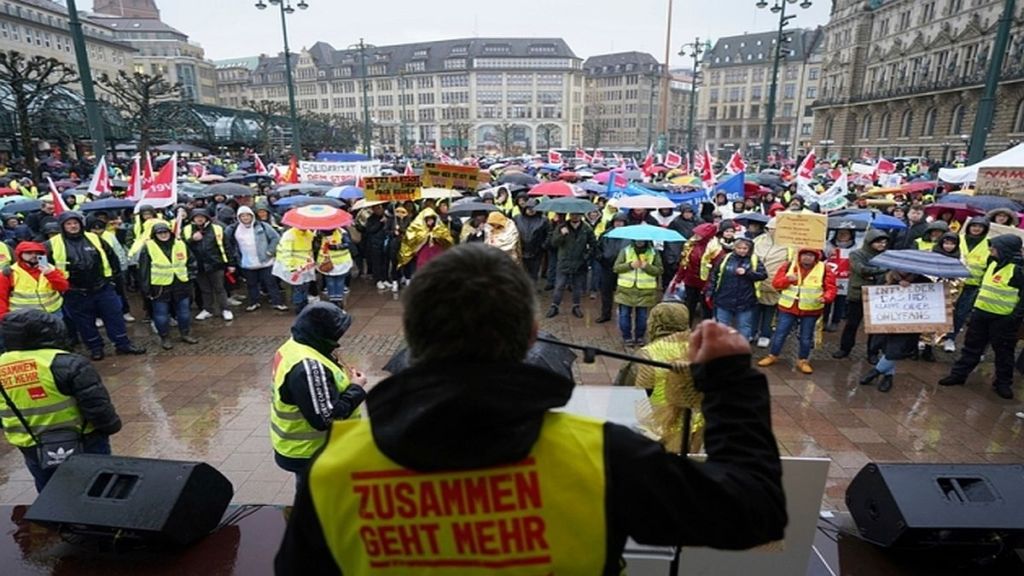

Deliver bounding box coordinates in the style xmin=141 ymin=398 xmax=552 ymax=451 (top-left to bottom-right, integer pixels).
xmin=364 ymin=176 xmax=422 ymax=202
xmin=863 ymin=283 xmax=952 ymax=334
xmin=421 ymin=162 xmax=482 ymax=190
xmin=773 ymin=212 xmax=827 ymax=249
xmin=976 ymin=167 xmax=1024 ymax=199
xmin=988 ymin=222 xmax=1024 ymax=242
xmin=818 ymin=173 xmax=848 ymax=212
xmin=300 ymin=160 xmax=381 ymax=184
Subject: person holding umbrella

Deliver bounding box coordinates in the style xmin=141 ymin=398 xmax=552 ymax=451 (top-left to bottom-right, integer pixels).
xmin=545 ymin=212 xmax=596 ymax=319
xmin=613 ymin=239 xmax=663 ymax=347
xmin=274 ymin=226 xmax=318 ymax=314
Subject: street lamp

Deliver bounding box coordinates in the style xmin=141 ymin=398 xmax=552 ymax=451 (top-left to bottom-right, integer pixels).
xmin=678 ymin=38 xmax=708 ymax=159
xmin=255 ymin=0 xmax=306 ymax=157
xmin=757 ymin=0 xmax=812 ymax=164
xmin=349 ymin=38 xmax=375 ymax=157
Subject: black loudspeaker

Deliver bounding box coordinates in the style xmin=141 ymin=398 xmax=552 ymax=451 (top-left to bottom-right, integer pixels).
xmin=25 ymin=454 xmax=234 ymax=547
xmin=846 ymin=463 xmax=1024 ymax=549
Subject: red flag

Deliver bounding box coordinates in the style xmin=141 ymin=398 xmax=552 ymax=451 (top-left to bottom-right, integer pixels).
xmin=403 ymin=161 xmax=415 ymax=176
xmin=641 ymin=151 xmax=655 ymax=177
xmin=135 ymin=153 xmax=177 ymax=211
xmin=47 ymin=177 xmax=69 ymax=216
xmin=87 ymin=157 xmax=111 ymax=197
xmin=574 ymin=149 xmax=586 ymax=160
xmin=876 ymin=157 xmax=896 ymax=174
xmin=142 ymin=150 xmax=155 ymax=195
xmin=781 ymin=166 xmax=794 ymax=181
xmin=547 ymin=149 xmax=563 ymax=164
xmin=797 ymin=149 xmax=817 ymax=181
xmin=593 ymin=149 xmax=604 ymax=161
xmin=664 ymin=151 xmax=683 ymax=169
xmin=700 ymin=146 xmax=716 ymax=188
xmin=126 ymin=155 xmax=140 ymax=200
xmin=861 ymin=148 xmax=874 ymax=162
xmin=726 ymin=151 xmax=747 ymax=175
xmin=828 ymin=168 xmax=844 ymax=181
xmin=253 ymin=153 xmax=268 ymax=175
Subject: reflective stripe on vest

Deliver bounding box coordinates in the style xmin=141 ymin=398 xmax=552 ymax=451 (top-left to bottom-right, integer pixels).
xmin=960 ymin=236 xmax=990 ymax=286
xmin=145 ymin=239 xmax=189 ymax=286
xmin=0 ymin=349 xmax=90 ymax=448
xmin=184 ymin=224 xmax=228 ymax=263
xmin=49 ymin=232 xmax=112 ymax=277
xmin=975 ymin=262 xmax=1019 ymax=316
xmin=715 ymin=253 xmax=761 ymax=299
xmin=317 ymin=231 xmax=354 ymax=270
xmin=617 ymin=245 xmax=658 ymax=290
xmin=777 ymin=261 xmax=825 ymax=311
xmin=276 ymin=229 xmax=314 ymax=269
xmin=270 ymin=338 xmax=353 ymax=459
xmin=9 ymin=266 xmax=62 ymax=313
xmin=309 ymin=412 xmax=606 ymax=576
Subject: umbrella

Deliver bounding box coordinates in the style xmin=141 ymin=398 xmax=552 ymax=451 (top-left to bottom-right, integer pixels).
xmin=81 ymin=198 xmax=136 ymax=212
xmin=326 ymin=186 xmax=364 ymax=200
xmin=384 ymin=330 xmax=575 ymax=379
xmin=421 ymin=188 xmax=463 ymax=200
xmin=828 ymin=216 xmax=869 ymax=231
xmin=670 ymin=175 xmax=701 ymax=187
xmin=528 ymin=181 xmax=575 ymax=197
xmin=204 ymin=182 xmax=255 ymax=198
xmin=154 ymin=143 xmax=209 ymax=154
xmin=197 ymin=174 xmax=225 ymax=183
xmin=734 ymin=212 xmax=770 ymax=225
xmin=557 ymin=172 xmax=579 ymax=182
xmin=577 ymin=181 xmax=608 ymax=195
xmin=497 ymin=172 xmax=539 ymax=186
xmin=615 ymin=195 xmax=676 ymax=210
xmin=576 ymin=170 xmax=595 ymax=178
xmin=281 ymin=205 xmax=353 ymax=230
xmin=274 ymin=195 xmax=342 ymax=208
xmin=869 ymin=214 xmax=909 ymax=230
xmin=533 ymin=198 xmax=599 ymax=214
xmin=0 ymin=200 xmax=41 ymax=214
xmin=448 ymin=201 xmax=499 ymax=215
xmin=0 ymin=195 xmax=34 ymax=206
xmin=180 ymin=183 xmax=207 ymax=196
xmin=923 ymin=203 xmax=982 ymax=222
xmin=869 ymin=250 xmax=970 ymax=278
xmin=0 ymin=187 xmax=19 ymax=196
xmin=227 ymin=170 xmax=248 ymax=178
xmin=605 ymin=224 xmax=684 ymax=242
xmin=350 ymin=199 xmax=387 ymax=211
xmin=943 ymin=194 xmax=1023 ymax=212
xmin=901 ymin=180 xmax=939 ymax=194
xmin=275 ymin=183 xmax=329 ymax=195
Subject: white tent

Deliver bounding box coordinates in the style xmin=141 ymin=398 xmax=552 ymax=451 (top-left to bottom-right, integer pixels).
xmin=938 ymin=142 xmax=1024 ymax=184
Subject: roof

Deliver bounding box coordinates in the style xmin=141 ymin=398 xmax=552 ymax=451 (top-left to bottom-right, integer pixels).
xmin=87 ymin=15 xmax=187 ymax=39
xmin=582 ymin=52 xmax=661 ymax=75
xmin=213 ymin=57 xmax=260 ymax=71
xmin=704 ymin=27 xmax=822 ymax=68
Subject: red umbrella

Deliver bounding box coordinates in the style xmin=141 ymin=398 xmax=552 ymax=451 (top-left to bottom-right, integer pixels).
xmin=281 ymin=204 xmax=353 ymax=230
xmin=923 ymin=203 xmax=982 ymax=223
xmin=557 ymin=172 xmax=579 ymax=182
xmin=528 ymin=181 xmax=575 ymax=197
xmin=648 ymin=165 xmax=669 ymax=174
xmin=0 ymin=188 xmax=17 ymax=196
xmin=901 ymin=180 xmax=938 ymax=194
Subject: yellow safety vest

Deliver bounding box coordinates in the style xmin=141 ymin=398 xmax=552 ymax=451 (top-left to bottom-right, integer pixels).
xmin=959 ymin=236 xmax=990 ymax=287
xmin=641 ymin=336 xmax=687 ymax=406
xmin=9 ymin=266 xmax=62 ymax=313
xmin=0 ymin=349 xmax=92 ymax=448
xmin=309 ymin=412 xmax=605 ymax=576
xmin=975 ymin=262 xmax=1019 ymax=316
xmin=270 ymin=338 xmax=354 ymax=460
xmin=49 ymin=232 xmax=112 ymax=278
xmin=715 ymin=253 xmax=761 ymax=299
xmin=184 ymin=223 xmax=228 ymax=263
xmin=129 ymin=217 xmax=165 ymax=258
xmin=915 ymin=238 xmax=935 ymax=252
xmin=0 ymin=243 xmax=11 ymax=268
xmin=316 ymin=230 xmax=354 ymax=271
xmin=777 ymin=261 xmax=825 ymax=311
xmin=617 ymin=245 xmax=658 ymax=290
xmin=276 ymin=229 xmax=314 ymax=270
xmin=144 ymin=239 xmax=189 ymax=286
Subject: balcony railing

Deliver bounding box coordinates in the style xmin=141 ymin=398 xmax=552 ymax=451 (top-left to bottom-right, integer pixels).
xmin=812 ymin=64 xmax=1024 ymax=108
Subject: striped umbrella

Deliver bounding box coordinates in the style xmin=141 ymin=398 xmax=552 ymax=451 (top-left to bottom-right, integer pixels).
xmin=869 ymin=250 xmax=969 ymax=278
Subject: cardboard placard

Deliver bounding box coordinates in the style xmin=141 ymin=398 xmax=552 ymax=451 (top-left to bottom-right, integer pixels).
xmin=976 ymin=167 xmax=1024 ymax=199
xmin=773 ymin=212 xmax=827 ymax=249
xmin=862 ymin=282 xmax=952 ymax=334
xmin=420 ymin=162 xmax=482 ymax=190
xmin=988 ymin=222 xmax=1024 ymax=242
xmin=300 ymin=160 xmax=381 ymax=185
xmin=364 ymin=176 xmax=422 ymax=202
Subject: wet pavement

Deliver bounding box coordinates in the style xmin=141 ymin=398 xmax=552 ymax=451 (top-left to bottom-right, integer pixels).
xmin=0 ymin=277 xmax=1021 ymax=512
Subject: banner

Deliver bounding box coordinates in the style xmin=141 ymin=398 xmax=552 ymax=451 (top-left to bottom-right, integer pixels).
xmin=773 ymin=212 xmax=827 ymax=249
xmin=818 ymin=173 xmax=849 ymax=212
xmin=421 ymin=162 xmax=482 ymax=190
xmin=134 ymin=153 xmax=177 ymax=211
xmin=300 ymin=160 xmax=381 ymax=185
xmin=976 ymin=167 xmax=1024 ymax=199
xmin=863 ymin=283 xmax=952 ymax=334
xmin=364 ymin=176 xmax=422 ymax=202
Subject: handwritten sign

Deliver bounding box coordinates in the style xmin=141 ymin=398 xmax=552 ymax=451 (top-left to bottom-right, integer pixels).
xmin=988 ymin=222 xmax=1024 ymax=242
xmin=364 ymin=176 xmax=422 ymax=202
xmin=773 ymin=212 xmax=827 ymax=249
xmin=863 ymin=283 xmax=951 ymax=334
xmin=976 ymin=167 xmax=1024 ymax=199
xmin=421 ymin=163 xmax=482 ymax=190
xmin=300 ymin=160 xmax=381 ymax=185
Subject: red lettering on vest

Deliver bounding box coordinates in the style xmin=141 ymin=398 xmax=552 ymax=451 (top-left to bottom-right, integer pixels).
xmin=0 ymin=360 xmax=40 ymax=390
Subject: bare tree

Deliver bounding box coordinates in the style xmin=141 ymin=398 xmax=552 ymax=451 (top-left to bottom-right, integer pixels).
xmin=98 ymin=71 xmax=182 ymax=156
xmin=492 ymin=122 xmax=515 ymax=155
xmin=536 ymin=124 xmax=558 ymax=151
xmin=444 ymin=106 xmax=473 ymax=157
xmin=582 ymin=118 xmax=605 ymax=150
xmin=244 ymin=99 xmax=288 ymax=157
xmin=0 ymin=51 xmax=77 ymax=176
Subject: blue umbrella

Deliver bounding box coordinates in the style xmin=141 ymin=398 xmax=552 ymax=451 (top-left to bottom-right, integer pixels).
xmin=869 ymin=214 xmax=908 ymax=230
xmin=869 ymin=250 xmax=969 ymax=278
xmin=81 ymin=198 xmax=136 ymax=212
xmin=274 ymin=195 xmax=342 ymax=209
xmin=326 ymin=185 xmax=364 ymax=200
xmin=578 ymin=181 xmax=607 ymax=194
xmin=0 ymin=200 xmax=41 ymax=214
xmin=0 ymin=195 xmax=34 ymax=206
xmin=533 ymin=198 xmax=599 ymax=214
xmin=943 ymin=194 xmax=1022 ymax=212
xmin=605 ymin=224 xmax=685 ymax=242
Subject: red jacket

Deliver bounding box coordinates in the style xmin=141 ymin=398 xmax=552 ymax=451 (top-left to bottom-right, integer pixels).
xmin=771 ymin=250 xmax=837 ymax=317
xmin=673 ymin=222 xmax=718 ymax=289
xmin=0 ymin=242 xmax=71 ymax=318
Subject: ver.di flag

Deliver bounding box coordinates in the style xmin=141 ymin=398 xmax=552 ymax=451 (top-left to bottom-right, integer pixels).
xmin=253 ymin=153 xmax=269 ymax=175
xmin=46 ymin=177 xmax=70 ymax=216
xmin=87 ymin=156 xmax=112 ymax=197
xmin=134 ymin=153 xmax=177 ymax=211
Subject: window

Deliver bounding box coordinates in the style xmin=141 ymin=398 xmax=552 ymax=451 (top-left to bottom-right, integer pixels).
xmin=950 ymin=104 xmax=966 ymax=134
xmin=899 ymin=110 xmax=913 ymax=137
xmin=879 ymin=112 xmax=891 ymax=138
xmin=808 ymin=67 xmax=819 ymax=80
xmin=749 ymin=104 xmax=760 ymax=119
xmin=444 ymin=58 xmax=466 ymax=70
xmin=405 ymin=61 xmax=425 ymax=73
xmin=825 ymin=117 xmax=834 ymax=139
xmin=783 ymin=83 xmax=796 ymax=100
xmin=368 ymin=64 xmax=386 ymax=75
xmin=440 ymin=74 xmax=468 ymax=87
xmin=800 ymin=123 xmax=812 ymax=136
xmin=751 ymin=86 xmax=762 ymax=101
xmin=418 ymin=93 xmax=435 ymax=105
xmin=476 ymin=73 xmax=502 ymax=86
xmin=417 ymin=76 xmax=434 ymax=89
xmin=413 ymin=49 xmax=428 ymax=59
xmin=419 ymin=108 xmax=435 ymax=122
xmin=806 ymin=86 xmax=817 ymax=99
xmin=923 ymin=108 xmax=937 ymax=136
xmin=376 ymin=79 xmax=392 ymax=91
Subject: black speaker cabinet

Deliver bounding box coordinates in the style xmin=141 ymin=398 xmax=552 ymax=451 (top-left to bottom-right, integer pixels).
xmin=846 ymin=463 xmax=1024 ymax=549
xmin=25 ymin=454 xmax=234 ymax=547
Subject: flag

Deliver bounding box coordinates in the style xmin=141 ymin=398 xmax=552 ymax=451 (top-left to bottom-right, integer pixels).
xmin=827 ymin=168 xmax=844 ymax=181
xmin=781 ymin=166 xmax=794 ymax=181
xmin=134 ymin=153 xmax=177 ymax=211
xmin=125 ymin=155 xmax=140 ymax=200
xmin=189 ymin=162 xmax=203 ymax=178
xmin=700 ymin=146 xmax=716 ymax=188
xmin=574 ymin=149 xmax=592 ymax=163
xmin=726 ymin=150 xmax=747 ymax=175
xmin=613 ymin=152 xmax=623 ymax=165
xmin=404 ymin=161 xmax=415 ymax=176
xmin=87 ymin=156 xmax=111 ymax=197
xmin=818 ymin=173 xmax=849 ymax=212
xmin=797 ymin=148 xmax=816 ymax=182
xmin=130 ymin=151 xmax=155 ymax=201
xmin=640 ymin=146 xmax=655 ymax=176
xmin=547 ymin=149 xmax=563 ymax=164
xmin=715 ymin=172 xmax=744 ymax=201
xmin=593 ymin=149 xmax=604 ymax=161
xmin=284 ymin=156 xmax=300 ymax=184
xmin=253 ymin=153 xmax=268 ymax=175
xmin=876 ymin=157 xmax=896 ymax=174
xmin=861 ymin=148 xmax=874 ymax=162
xmin=664 ymin=150 xmax=683 ymax=169
xmin=693 ymin=149 xmax=705 ymax=174
xmin=46 ymin=177 xmax=69 ymax=216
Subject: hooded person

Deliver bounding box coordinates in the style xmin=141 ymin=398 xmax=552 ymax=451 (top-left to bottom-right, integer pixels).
xmin=915 ymin=220 xmax=950 ymax=251
xmin=0 ymin=241 xmax=70 ymax=319
xmin=0 ymin=309 xmax=121 ymax=491
xmin=270 ymin=302 xmax=367 ymax=478
xmin=670 ymin=222 xmax=718 ymax=324
xmin=514 ymin=198 xmax=550 ymax=282
xmin=397 ymin=207 xmax=454 ymax=272
xmin=226 ymin=205 xmax=286 ymax=311
xmin=484 ymin=210 xmax=520 ymax=262
xmin=185 ymin=208 xmax=235 ymax=322
xmin=986 ymin=208 xmax=1019 ymax=228
xmin=947 ymin=216 xmax=991 ymax=353
xmin=708 ymin=237 xmax=767 ymax=341
xmin=940 ymin=234 xmax=1024 ymax=399
xmin=138 ymin=222 xmax=198 ymax=350
xmin=676 ymin=204 xmax=698 ymax=238
xmin=823 ymin=228 xmax=856 ymax=332
xmin=834 ymin=228 xmax=889 ymax=361
xmin=45 ymin=212 xmax=144 ymax=361
xmin=758 ymin=248 xmax=837 ymax=374
xmin=253 ymin=200 xmax=280 ymax=229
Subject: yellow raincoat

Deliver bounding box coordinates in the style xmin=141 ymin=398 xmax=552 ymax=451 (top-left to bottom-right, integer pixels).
xmin=485 ymin=211 xmax=521 ymax=262
xmin=397 ymin=208 xmax=454 ymax=267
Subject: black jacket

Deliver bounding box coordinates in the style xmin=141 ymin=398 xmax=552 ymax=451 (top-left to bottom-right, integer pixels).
xmin=0 ymin=310 xmax=121 ymax=437
xmin=276 ymin=355 xmax=786 ymax=575
xmin=137 ymin=238 xmax=198 ymax=301
xmin=45 ymin=227 xmax=121 ymax=292
xmin=357 ymin=212 xmax=391 ymax=250
xmin=514 ymin=212 xmax=549 ymax=259
xmin=550 ymin=221 xmax=596 ymax=274
xmin=186 ymin=221 xmax=233 ymax=272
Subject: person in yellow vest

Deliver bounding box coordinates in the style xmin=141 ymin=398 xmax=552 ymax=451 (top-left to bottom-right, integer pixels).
xmin=275 ymin=243 xmax=786 ymax=574
xmin=0 ymin=309 xmax=121 ymax=491
xmin=0 ymin=238 xmax=12 ymax=269
xmin=138 ymin=222 xmax=198 ymax=350
xmin=758 ymin=249 xmax=838 ymax=374
xmin=914 ymin=220 xmax=948 ymax=251
xmin=946 ymin=217 xmax=990 ymax=353
xmin=274 ymin=226 xmax=318 ymax=314
xmin=0 ymin=241 xmax=70 ymax=323
xmin=613 ymin=239 xmax=663 ymax=347
xmin=271 ymin=302 xmax=367 ymax=479
xmin=316 ymin=228 xmax=354 ymax=308
xmin=127 ymin=204 xmax=165 ymax=260
xmin=940 ymin=235 xmax=1024 ymax=400
xmin=184 ymin=209 xmax=235 ymax=322
xmin=709 ymin=238 xmax=768 ymax=341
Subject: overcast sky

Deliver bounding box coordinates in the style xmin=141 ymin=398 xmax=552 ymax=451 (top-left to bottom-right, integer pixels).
xmin=153 ymin=0 xmax=831 ymax=65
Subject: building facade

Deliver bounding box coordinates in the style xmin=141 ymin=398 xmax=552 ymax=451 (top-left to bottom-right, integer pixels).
xmin=813 ymin=0 xmax=1024 ymax=162
xmin=214 ymin=56 xmax=258 ymax=109
xmin=581 ymin=52 xmax=694 ymax=153
xmin=240 ymin=38 xmax=584 ymax=154
xmin=698 ymin=28 xmax=823 ymax=161
xmin=92 ymin=0 xmax=159 ymax=19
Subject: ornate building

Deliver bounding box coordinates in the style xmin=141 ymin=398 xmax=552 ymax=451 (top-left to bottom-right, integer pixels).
xmin=813 ymin=0 xmax=1024 ymax=162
